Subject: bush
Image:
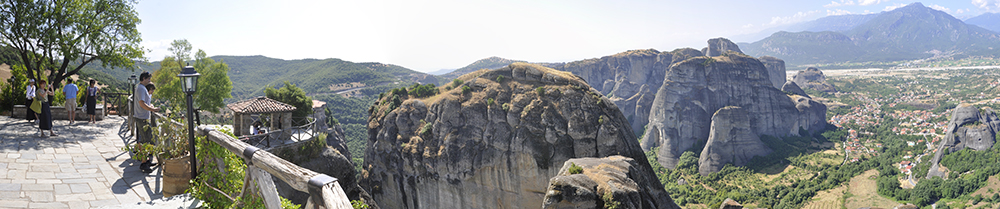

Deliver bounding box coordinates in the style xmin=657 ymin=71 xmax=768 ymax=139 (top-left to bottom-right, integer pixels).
xmin=496 ymin=75 xmax=504 ymax=83
xmin=461 ymin=86 xmax=471 ymax=94
xmin=451 ymin=79 xmax=463 ymax=88
xmin=487 ymin=98 xmax=494 ymax=106
xmin=568 ymin=163 xmax=583 ymax=174
xmin=536 ymin=87 xmax=544 ymax=95
xmin=408 ymin=83 xmax=439 ymax=98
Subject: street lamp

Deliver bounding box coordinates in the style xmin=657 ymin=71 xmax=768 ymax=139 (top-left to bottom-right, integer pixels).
xmin=178 ymin=66 xmax=200 ymax=179
xmin=128 ymin=74 xmax=137 ymax=136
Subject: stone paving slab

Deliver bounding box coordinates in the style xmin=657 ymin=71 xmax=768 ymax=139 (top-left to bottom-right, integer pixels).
xmin=0 ymin=116 xmax=168 ymax=209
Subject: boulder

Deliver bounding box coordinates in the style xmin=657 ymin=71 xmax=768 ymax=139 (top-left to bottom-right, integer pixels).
xmin=759 ymin=56 xmax=787 ymax=89
xmin=360 ymin=63 xmax=676 ymax=209
xmin=542 ymin=156 xmax=680 ymax=209
xmin=698 ymin=106 xmax=773 ymax=175
xmin=926 ymin=105 xmax=1000 ymax=178
xmin=791 ymin=67 xmax=837 ymax=93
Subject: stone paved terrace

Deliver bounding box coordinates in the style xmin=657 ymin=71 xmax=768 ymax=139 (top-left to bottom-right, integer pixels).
xmin=0 ymin=115 xmax=186 ymax=209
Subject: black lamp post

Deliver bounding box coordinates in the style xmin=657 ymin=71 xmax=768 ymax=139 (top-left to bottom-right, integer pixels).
xmin=128 ymin=74 xmax=137 ymax=135
xmin=178 ymin=66 xmax=200 ymax=179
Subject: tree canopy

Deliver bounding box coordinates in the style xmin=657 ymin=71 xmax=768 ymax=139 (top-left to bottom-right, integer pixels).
xmin=0 ymin=0 xmax=145 ymax=89
xmin=264 ymin=81 xmax=312 ymax=122
xmin=152 ymin=41 xmax=232 ymax=113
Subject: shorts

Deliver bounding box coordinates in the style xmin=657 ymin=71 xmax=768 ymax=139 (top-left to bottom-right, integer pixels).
xmin=65 ymin=99 xmax=77 ymax=110
xmin=135 ymin=118 xmax=154 ymax=144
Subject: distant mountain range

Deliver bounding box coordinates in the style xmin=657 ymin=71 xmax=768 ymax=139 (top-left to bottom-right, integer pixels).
xmin=965 ymin=12 xmax=1000 ymax=33
xmin=739 ymin=3 xmax=1000 ymax=66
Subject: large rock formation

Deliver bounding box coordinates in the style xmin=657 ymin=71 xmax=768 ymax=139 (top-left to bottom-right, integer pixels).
xmin=791 ymin=67 xmax=837 ymax=93
xmin=640 ymin=39 xmax=827 ymax=169
xmin=759 ymin=56 xmax=786 ymax=89
xmin=542 ymin=156 xmax=679 ymax=209
xmin=544 ymin=48 xmax=703 ymax=137
xmin=698 ymin=106 xmax=773 ymax=175
xmin=926 ymin=105 xmax=1000 ymax=178
xmin=360 ymin=63 xmax=675 ymax=209
xmin=705 ymin=37 xmax=744 ymax=57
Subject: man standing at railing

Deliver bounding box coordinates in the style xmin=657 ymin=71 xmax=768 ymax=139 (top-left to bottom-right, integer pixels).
xmin=133 ymin=72 xmax=161 ymax=173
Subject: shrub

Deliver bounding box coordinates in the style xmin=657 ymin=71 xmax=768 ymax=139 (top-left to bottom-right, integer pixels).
xmin=502 ymin=103 xmax=511 ymax=111
xmin=569 ymin=162 xmax=583 ymax=174
xmin=536 ymin=87 xmax=545 ymax=95
xmin=462 ymin=86 xmax=471 ymax=94
xmin=451 ymin=79 xmax=463 ymax=88
xmin=496 ymin=75 xmax=505 ymax=83
xmin=408 ymin=83 xmax=439 ymax=98
xmin=487 ymin=98 xmax=494 ymax=106
xmin=420 ymin=122 xmax=432 ymax=136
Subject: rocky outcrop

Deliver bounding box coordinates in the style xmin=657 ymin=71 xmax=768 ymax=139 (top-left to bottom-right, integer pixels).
xmin=544 ymin=49 xmax=702 ymax=137
xmin=926 ymin=105 xmax=1000 ymax=178
xmin=360 ymin=63 xmax=674 ymax=209
xmin=640 ymin=39 xmax=827 ymax=169
xmin=542 ymin=156 xmax=680 ymax=209
xmin=698 ymin=106 xmax=773 ymax=175
xmin=781 ymin=81 xmax=809 ymax=98
xmin=792 ymin=67 xmax=837 ymax=93
xmin=705 ymin=37 xmax=744 ymax=57
xmin=759 ymin=56 xmax=786 ymax=89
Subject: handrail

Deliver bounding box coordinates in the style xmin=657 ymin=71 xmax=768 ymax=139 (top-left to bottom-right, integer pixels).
xmin=144 ymin=112 xmax=350 ymax=208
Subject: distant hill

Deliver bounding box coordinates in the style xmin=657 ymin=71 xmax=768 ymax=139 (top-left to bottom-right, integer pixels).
xmin=731 ymin=13 xmax=877 ymax=42
xmin=439 ymin=56 xmax=524 ymax=81
xmin=740 ymin=3 xmax=1000 ymax=66
xmin=965 ymin=12 xmax=1000 ymax=33
xmin=425 ymin=69 xmax=455 ymax=75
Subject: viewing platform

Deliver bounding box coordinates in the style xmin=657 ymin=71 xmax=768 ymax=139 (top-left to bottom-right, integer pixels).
xmin=0 ymin=115 xmax=198 ymax=208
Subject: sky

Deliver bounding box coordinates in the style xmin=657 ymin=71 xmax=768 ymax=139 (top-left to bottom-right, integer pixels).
xmin=137 ymin=0 xmax=1000 ymax=73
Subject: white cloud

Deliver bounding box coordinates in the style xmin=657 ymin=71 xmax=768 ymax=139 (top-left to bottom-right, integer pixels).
xmin=858 ymin=0 xmax=886 ymax=6
xmin=824 ymin=0 xmax=856 ymax=8
xmin=929 ymin=4 xmax=951 ymax=13
xmin=742 ymin=23 xmax=754 ymax=28
xmin=956 ymin=8 xmax=966 ymax=13
xmin=140 ymin=39 xmax=173 ymax=60
xmin=827 ymin=9 xmax=853 ymax=15
xmin=973 ymin=0 xmax=1000 ymax=12
xmin=884 ymin=3 xmax=906 ymax=11
xmin=768 ymin=10 xmax=821 ymax=26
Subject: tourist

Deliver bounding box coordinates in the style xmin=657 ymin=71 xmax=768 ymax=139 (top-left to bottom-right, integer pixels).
xmin=25 ymin=79 xmax=37 ymax=123
xmin=63 ymin=78 xmax=79 ymax=124
xmin=36 ymin=80 xmax=56 ymax=137
xmin=133 ymin=72 xmax=160 ymax=173
xmin=86 ymin=79 xmax=100 ymax=124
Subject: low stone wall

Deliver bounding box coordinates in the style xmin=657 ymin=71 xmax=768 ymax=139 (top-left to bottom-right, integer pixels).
xmin=12 ymin=105 xmax=105 ymax=121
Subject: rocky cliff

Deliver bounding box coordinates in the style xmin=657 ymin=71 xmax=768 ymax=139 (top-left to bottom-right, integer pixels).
xmin=360 ymin=63 xmax=673 ymax=209
xmin=271 ymin=131 xmax=378 ymax=208
xmin=542 ymin=156 xmax=679 ymax=209
xmin=544 ymin=48 xmax=702 ymax=137
xmin=926 ymin=105 xmax=1000 ymax=178
xmin=640 ymin=39 xmax=827 ymax=169
xmin=791 ymin=67 xmax=837 ymax=93
xmin=759 ymin=56 xmax=787 ymax=89
xmin=698 ymin=106 xmax=773 ymax=175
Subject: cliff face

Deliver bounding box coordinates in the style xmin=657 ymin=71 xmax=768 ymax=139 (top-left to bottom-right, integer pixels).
xmin=759 ymin=56 xmax=787 ymax=89
xmin=640 ymin=39 xmax=827 ymax=169
xmin=542 ymin=156 xmax=680 ymax=209
xmin=360 ymin=63 xmax=671 ymax=209
xmin=791 ymin=67 xmax=837 ymax=93
xmin=927 ymin=105 xmax=1000 ymax=178
xmin=698 ymin=106 xmax=773 ymax=175
xmin=545 ymin=49 xmax=701 ymax=137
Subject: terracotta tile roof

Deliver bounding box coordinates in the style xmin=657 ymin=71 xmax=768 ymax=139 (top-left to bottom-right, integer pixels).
xmin=227 ymin=96 xmax=297 ymax=114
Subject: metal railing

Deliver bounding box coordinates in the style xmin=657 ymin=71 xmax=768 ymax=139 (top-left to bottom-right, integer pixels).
xmin=238 ymin=117 xmax=319 ymax=148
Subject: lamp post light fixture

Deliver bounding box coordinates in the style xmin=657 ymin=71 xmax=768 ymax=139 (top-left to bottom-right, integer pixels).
xmin=178 ymin=66 xmax=200 ymax=179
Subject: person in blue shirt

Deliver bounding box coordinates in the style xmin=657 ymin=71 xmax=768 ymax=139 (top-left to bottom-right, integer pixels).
xmin=63 ymin=78 xmax=79 ymax=124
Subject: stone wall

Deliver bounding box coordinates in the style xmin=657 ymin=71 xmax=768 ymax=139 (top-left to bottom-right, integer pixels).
xmin=12 ymin=105 xmax=105 ymax=121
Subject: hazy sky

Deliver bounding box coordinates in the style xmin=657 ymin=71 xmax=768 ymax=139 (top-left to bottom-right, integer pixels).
xmin=137 ymin=0 xmax=999 ymax=72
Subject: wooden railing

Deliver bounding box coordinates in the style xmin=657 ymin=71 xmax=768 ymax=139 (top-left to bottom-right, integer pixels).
xmin=146 ymin=113 xmax=351 ymax=209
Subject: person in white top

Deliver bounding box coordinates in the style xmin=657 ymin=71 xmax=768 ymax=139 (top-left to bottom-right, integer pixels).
xmin=25 ymin=79 xmax=37 ymax=123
